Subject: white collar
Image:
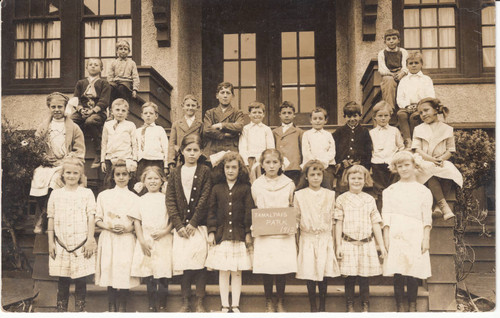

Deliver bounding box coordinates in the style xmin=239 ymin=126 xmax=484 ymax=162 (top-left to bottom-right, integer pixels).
xmin=408 ymin=71 xmax=424 ymax=77
xmin=185 ymin=115 xmax=195 ymax=122
xmin=250 ymin=121 xmax=264 ymax=127
xmin=377 ymin=125 xmax=389 ymax=130
xmin=385 ymin=47 xmax=399 ymax=53
xmin=312 ymin=128 xmax=324 ymax=133
xmin=282 ymin=123 xmax=293 ymax=128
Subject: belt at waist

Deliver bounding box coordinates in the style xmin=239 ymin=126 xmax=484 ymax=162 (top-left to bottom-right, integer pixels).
xmin=55 ymin=235 xmax=87 ymax=253
xmin=342 ymin=233 xmax=374 ymax=243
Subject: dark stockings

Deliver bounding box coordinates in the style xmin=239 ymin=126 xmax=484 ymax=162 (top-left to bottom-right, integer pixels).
xmin=181 ymin=269 xmax=207 ymax=298
xmin=107 ymin=287 xmax=129 ymax=312
xmin=427 ymin=177 xmax=445 ymax=201
xmin=306 ymin=279 xmax=328 ymax=312
xmin=146 ymin=276 xmax=168 ymax=309
xmin=394 ymin=274 xmax=419 ymax=304
xmin=263 ymin=274 xmax=287 ymax=299
xmin=345 ymin=276 xmax=369 ymax=303
xmin=57 ymin=276 xmax=87 ymax=305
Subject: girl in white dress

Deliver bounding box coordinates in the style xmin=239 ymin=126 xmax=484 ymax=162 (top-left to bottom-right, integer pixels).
xmin=206 ymin=152 xmax=254 ymax=313
xmin=294 ymin=160 xmax=340 ymax=312
xmin=130 ymin=167 xmax=173 ymax=312
xmin=47 ymin=157 xmax=96 ymax=312
xmin=382 ymin=151 xmax=432 ymax=312
xmin=251 ymin=149 xmax=296 ymax=312
xmin=95 ymin=160 xmax=140 ymax=312
xmin=412 ymin=97 xmax=463 ymax=220
xmin=334 ymin=165 xmax=387 ymax=312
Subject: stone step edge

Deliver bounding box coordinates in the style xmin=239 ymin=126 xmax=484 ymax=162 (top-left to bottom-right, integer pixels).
xmin=65 ymin=284 xmax=429 ymax=297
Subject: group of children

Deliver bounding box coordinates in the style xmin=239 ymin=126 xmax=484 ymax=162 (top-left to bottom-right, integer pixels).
xmin=29 ymin=29 xmax=464 ymax=313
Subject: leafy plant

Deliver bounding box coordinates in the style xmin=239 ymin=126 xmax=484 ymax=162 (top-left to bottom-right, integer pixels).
xmin=1 ymin=117 xmax=49 ymax=269
xmin=453 ymin=129 xmax=495 ymax=282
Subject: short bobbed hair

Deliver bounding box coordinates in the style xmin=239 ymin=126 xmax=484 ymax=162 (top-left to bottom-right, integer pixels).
xmin=216 ymin=82 xmax=235 ymax=95
xmin=142 ymin=102 xmax=159 ymax=114
xmin=60 ymin=157 xmax=85 ymax=185
xmin=213 ymin=151 xmax=250 ymax=185
xmin=140 ymin=166 xmax=166 ymax=184
xmin=343 ymin=101 xmax=362 ymax=117
xmin=389 ymin=151 xmax=419 ymax=173
xmin=372 ymin=101 xmax=393 ymax=117
xmin=341 ymin=164 xmax=373 ymax=188
xmin=310 ymin=107 xmax=328 ymax=120
xmin=111 ymin=98 xmax=130 ymax=110
xmin=248 ymin=101 xmax=266 ymax=113
xmin=279 ymin=101 xmax=296 ymax=113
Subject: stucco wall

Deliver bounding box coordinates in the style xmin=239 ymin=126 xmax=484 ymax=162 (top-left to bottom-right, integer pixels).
xmin=141 ymin=0 xmax=202 ymax=122
xmin=435 ymin=84 xmax=496 ymax=123
xmin=1 ymin=95 xmax=48 ymax=130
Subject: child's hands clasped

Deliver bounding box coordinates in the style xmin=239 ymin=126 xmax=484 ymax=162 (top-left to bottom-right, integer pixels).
xmin=177 ymin=227 xmax=189 ymax=238
xmin=186 ymin=224 xmax=196 ymax=236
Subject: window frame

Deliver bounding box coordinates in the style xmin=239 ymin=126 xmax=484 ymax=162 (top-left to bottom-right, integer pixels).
xmin=2 ymin=0 xmax=141 ymax=95
xmin=480 ymin=3 xmax=495 ymax=73
xmin=393 ymin=0 xmax=495 ymax=84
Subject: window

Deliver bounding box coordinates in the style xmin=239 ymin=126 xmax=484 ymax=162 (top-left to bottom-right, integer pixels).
xmin=281 ymin=31 xmax=316 ymax=113
xmin=2 ymin=0 xmax=141 ymax=94
xmin=13 ymin=0 xmax=61 ymax=79
xmin=393 ymin=0 xmax=495 ymax=81
xmin=223 ymin=33 xmax=257 ymax=110
xmin=481 ymin=5 xmax=495 ymax=69
xmin=83 ymin=0 xmax=132 ymax=77
xmin=402 ymin=0 xmax=456 ymax=69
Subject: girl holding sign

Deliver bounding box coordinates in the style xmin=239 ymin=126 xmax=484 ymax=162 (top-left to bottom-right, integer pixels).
xmin=294 ymin=160 xmax=340 ymax=312
xmin=205 ymin=152 xmax=254 ymax=313
xmin=251 ymin=149 xmax=297 ymax=312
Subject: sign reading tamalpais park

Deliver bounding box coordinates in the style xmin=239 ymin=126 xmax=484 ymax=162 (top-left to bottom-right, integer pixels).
xmin=251 ymin=207 xmax=297 ymax=237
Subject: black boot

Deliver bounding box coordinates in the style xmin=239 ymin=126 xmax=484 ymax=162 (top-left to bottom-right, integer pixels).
xmin=117 ymin=290 xmax=128 ymax=312
xmin=346 ymin=300 xmax=354 ymax=312
xmin=276 ymin=298 xmax=286 ymax=312
xmin=195 ymin=296 xmax=206 ymax=312
xmin=265 ymin=298 xmax=274 ymax=312
xmin=408 ymin=301 xmax=417 ymax=312
xmin=306 ymin=281 xmax=318 ymax=312
xmin=75 ymin=300 xmax=86 ymax=312
xmin=308 ymin=294 xmax=318 ymax=312
xmin=318 ymin=280 xmax=327 ymax=312
xmin=56 ymin=300 xmax=68 ymax=312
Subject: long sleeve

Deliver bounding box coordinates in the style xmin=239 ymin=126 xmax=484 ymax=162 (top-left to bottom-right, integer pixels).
xmin=207 ymin=188 xmax=218 ymax=234
xmin=221 ymin=111 xmax=244 ymax=134
xmin=71 ymin=124 xmax=86 ymax=161
xmin=325 ymin=134 xmax=336 ymax=166
xmin=101 ymin=124 xmax=108 ymax=162
xmin=423 ymin=76 xmax=436 ymax=99
xmin=131 ymin=60 xmax=140 ymax=91
xmin=189 ymin=168 xmax=212 ymax=228
xmin=244 ymin=189 xmax=254 ymax=233
xmin=293 ymin=195 xmax=301 ymax=225
xmin=265 ymin=126 xmax=275 ymax=150
xmin=167 ymin=123 xmax=178 ymax=164
xmin=378 ymin=49 xmax=392 ymax=76
xmin=203 ymin=111 xmax=226 ymax=140
xmin=238 ymin=126 xmax=250 ymax=165
xmin=107 ymin=61 xmax=116 ymax=82
xmin=130 ymin=125 xmax=138 ymax=162
xmin=301 ymin=132 xmax=313 ymax=167
xmin=360 ymin=129 xmax=372 ymax=169
xmin=396 ymin=77 xmax=410 ymax=108
xmin=160 ymin=128 xmax=169 ymax=167
xmin=400 ymin=48 xmax=409 ymax=75
xmin=395 ymin=128 xmax=404 ymax=151
xmin=166 ymin=172 xmax=183 ymax=231
xmin=96 ymin=80 xmax=111 ymax=111
xmin=73 ymin=81 xmax=84 ymax=107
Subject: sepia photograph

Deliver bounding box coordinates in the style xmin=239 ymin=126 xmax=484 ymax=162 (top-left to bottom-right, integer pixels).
xmin=0 ymin=0 xmax=496 ymax=314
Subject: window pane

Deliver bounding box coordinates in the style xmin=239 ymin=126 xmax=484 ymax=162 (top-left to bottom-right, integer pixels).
xmin=422 ymin=49 xmax=438 ymax=68
xmin=241 ymin=33 xmax=256 ymax=59
xmin=15 ymin=62 xmax=27 ymax=79
xmin=46 ymin=60 xmax=60 ymax=78
xmin=282 ymin=32 xmax=297 ymax=58
xmin=300 ymin=87 xmax=316 ymax=113
xmin=233 ymin=89 xmax=240 ymax=109
xmin=102 ymin=20 xmax=116 ymax=36
xmin=404 ymin=9 xmax=420 ymax=27
xmin=404 ymin=0 xmax=420 ymax=4
xmin=241 ymin=61 xmax=256 ymax=86
xmin=101 ymin=58 xmax=115 ymax=77
xmin=15 ymin=0 xmax=29 ymax=18
xmin=421 ymin=0 xmax=437 ymax=3
xmin=439 ymin=28 xmax=455 ymax=47
xmin=16 ymin=41 xmax=28 ymax=58
xmin=100 ymin=0 xmax=115 ymax=15
xmin=85 ymin=39 xmax=100 ymax=57
xmin=421 ymin=8 xmax=437 ymax=27
xmin=224 ymin=34 xmax=239 ymax=59
xmin=422 ymin=28 xmax=437 ymax=47
xmin=48 ymin=0 xmax=60 ymax=16
xmin=101 ymin=38 xmax=116 ymax=56
xmin=483 ymin=47 xmax=495 ymax=68
xmin=16 ymin=23 xmax=29 ymax=40
xmin=299 ymin=31 xmax=315 ymax=57
xmin=123 ymin=37 xmax=133 ymax=55
xmin=116 ymin=0 xmax=131 ymax=15
xmin=30 ymin=61 xmax=45 ymax=79
xmin=84 ymin=0 xmax=99 ymax=15
xmin=282 ymin=60 xmax=298 ymax=85
xmin=30 ymin=41 xmax=45 ymax=58
xmin=47 ymin=21 xmax=61 ymax=38
xmin=439 ymin=49 xmax=455 ymax=68
xmin=85 ymin=21 xmax=100 ymax=37
xmin=282 ymin=87 xmax=298 ymax=108
xmin=482 ymin=26 xmax=495 ymax=46
xmin=117 ymin=19 xmax=132 ymax=36
xmin=47 ymin=40 xmax=61 ymax=58
xmin=31 ymin=0 xmax=45 ymax=16
xmin=404 ymin=29 xmax=420 ymax=48
xmin=482 ymin=6 xmax=495 ymax=24
xmin=438 ymin=7 xmax=455 ymax=26
xmin=439 ymin=0 xmax=455 ymax=3
xmin=224 ymin=61 xmax=239 ymax=86
xmin=31 ymin=23 xmax=45 ymax=39
xmin=241 ymin=89 xmax=257 ymax=111
xmin=299 ymin=59 xmax=315 ymax=85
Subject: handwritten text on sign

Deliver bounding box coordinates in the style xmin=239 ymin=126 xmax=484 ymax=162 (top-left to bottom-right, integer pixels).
xmin=252 ymin=207 xmax=297 ymax=237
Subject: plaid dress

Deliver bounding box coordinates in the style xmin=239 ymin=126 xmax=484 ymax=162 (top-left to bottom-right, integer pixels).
xmin=47 ymin=187 xmax=96 ymax=279
xmin=334 ymin=191 xmax=382 ymax=277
